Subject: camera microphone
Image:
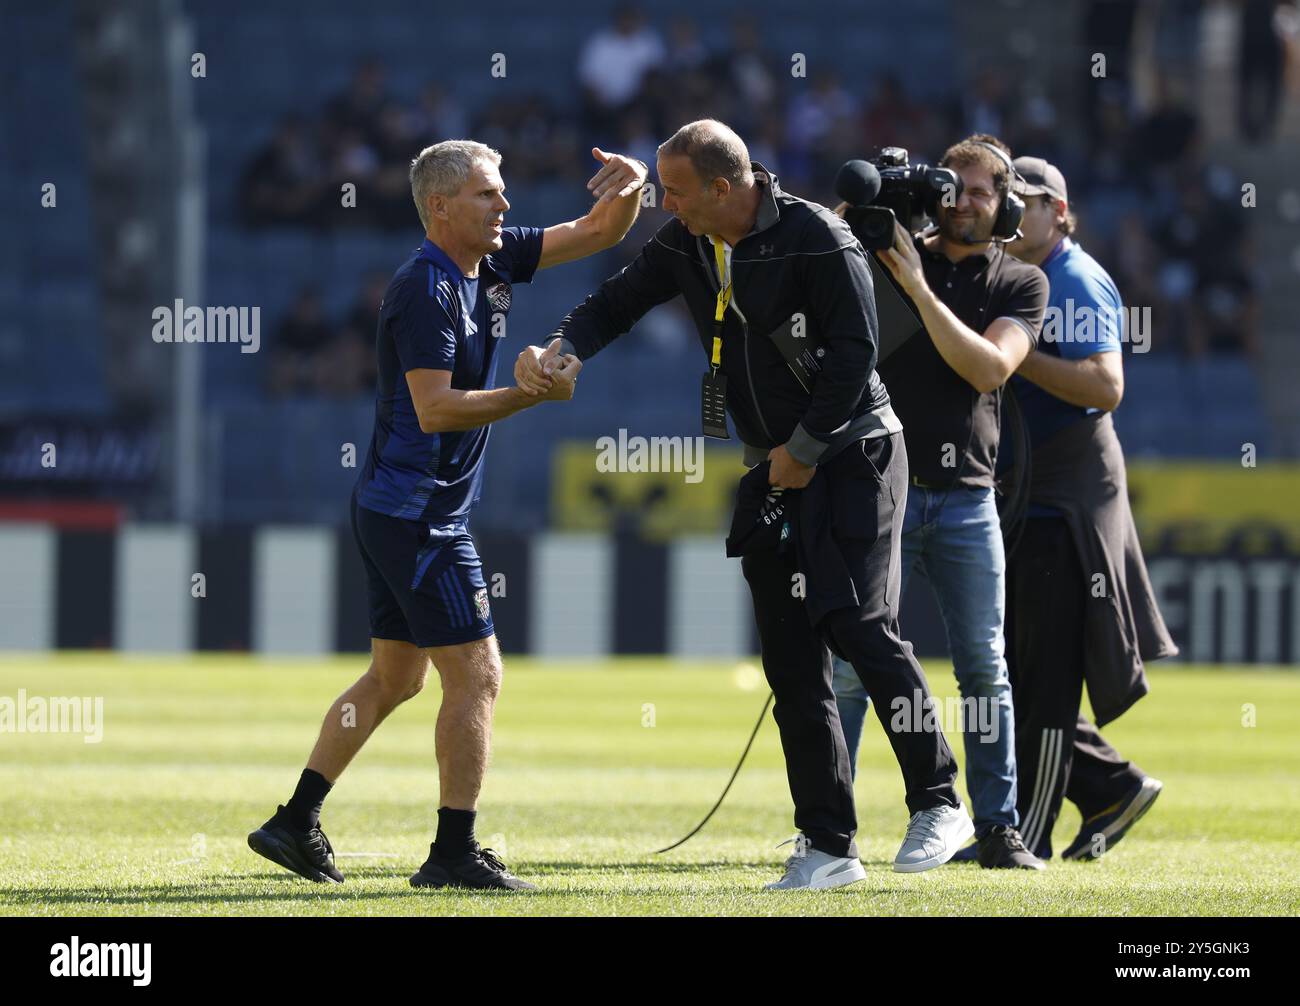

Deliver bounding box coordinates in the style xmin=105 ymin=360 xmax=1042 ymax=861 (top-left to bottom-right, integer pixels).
xmin=833 ymin=159 xmax=882 ymax=208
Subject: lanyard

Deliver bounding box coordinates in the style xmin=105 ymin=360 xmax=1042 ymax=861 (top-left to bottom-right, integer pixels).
xmin=710 ymin=237 xmax=733 ymax=368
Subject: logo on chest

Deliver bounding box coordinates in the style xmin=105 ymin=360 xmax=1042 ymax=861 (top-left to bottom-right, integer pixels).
xmin=486 ymin=282 xmax=512 ymax=313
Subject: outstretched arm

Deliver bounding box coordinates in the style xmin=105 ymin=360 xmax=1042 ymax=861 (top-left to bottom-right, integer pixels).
xmin=536 ymin=148 xmax=648 ymax=270
xmin=515 ymin=223 xmax=683 ymax=394
xmin=408 ymin=355 xmax=581 ymax=434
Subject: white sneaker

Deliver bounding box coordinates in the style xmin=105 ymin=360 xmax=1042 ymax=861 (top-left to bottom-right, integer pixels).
xmin=765 ymin=833 xmax=867 ymax=890
xmin=893 ymin=804 xmax=975 ymax=873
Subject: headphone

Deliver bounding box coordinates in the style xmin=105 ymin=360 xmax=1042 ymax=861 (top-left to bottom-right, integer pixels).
xmin=971 ymin=141 xmax=1026 ymax=242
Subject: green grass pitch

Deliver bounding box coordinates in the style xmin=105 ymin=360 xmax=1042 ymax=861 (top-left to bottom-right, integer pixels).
xmin=1 ymin=653 xmax=1297 ymax=916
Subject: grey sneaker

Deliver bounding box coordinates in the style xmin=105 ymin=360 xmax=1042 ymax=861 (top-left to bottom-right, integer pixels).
xmin=764 ymin=833 xmax=866 ymax=890
xmin=893 ymin=804 xmax=975 ymax=873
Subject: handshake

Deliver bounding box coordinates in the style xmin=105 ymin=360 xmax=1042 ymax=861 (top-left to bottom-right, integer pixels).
xmin=515 ymin=338 xmax=582 ymax=401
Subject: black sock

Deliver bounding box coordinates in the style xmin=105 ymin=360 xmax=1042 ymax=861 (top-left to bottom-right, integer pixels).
xmin=435 ymin=807 xmax=477 ymax=857
xmin=285 ymin=769 xmax=332 ymax=831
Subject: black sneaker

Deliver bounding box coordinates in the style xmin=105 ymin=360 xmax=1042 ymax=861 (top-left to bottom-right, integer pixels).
xmin=409 ymin=842 xmax=537 ymax=891
xmin=977 ymin=825 xmax=1046 ymax=870
xmin=1062 ymin=777 xmax=1163 ymax=861
xmin=247 ymin=805 xmax=344 ymax=884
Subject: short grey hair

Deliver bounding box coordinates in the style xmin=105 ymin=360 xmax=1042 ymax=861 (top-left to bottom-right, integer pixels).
xmin=409 ymin=140 xmax=502 ymax=230
xmin=657 ymin=119 xmax=753 ymax=188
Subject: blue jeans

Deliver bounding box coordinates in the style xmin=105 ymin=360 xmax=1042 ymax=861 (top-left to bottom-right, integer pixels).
xmin=831 ymin=483 xmax=1019 ymax=836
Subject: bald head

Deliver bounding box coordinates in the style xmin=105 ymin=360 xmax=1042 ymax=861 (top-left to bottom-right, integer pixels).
xmin=657 ymin=119 xmax=753 ymax=189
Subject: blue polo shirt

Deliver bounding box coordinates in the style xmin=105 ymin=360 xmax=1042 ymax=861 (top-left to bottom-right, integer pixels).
xmin=355 ymin=227 xmax=544 ymax=521
xmin=1010 ymin=237 xmax=1123 ymax=517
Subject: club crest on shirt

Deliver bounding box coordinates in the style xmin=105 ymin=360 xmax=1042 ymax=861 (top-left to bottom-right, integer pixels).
xmin=486 ymin=282 xmax=511 ymax=313
xmin=474 ymin=587 xmax=491 ymax=622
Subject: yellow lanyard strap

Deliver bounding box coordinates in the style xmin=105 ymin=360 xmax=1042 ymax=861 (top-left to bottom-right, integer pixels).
xmin=711 ymin=237 xmax=732 ymax=368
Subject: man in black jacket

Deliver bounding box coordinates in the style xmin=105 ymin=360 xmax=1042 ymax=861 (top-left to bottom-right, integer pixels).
xmin=516 ymin=119 xmax=973 ymax=888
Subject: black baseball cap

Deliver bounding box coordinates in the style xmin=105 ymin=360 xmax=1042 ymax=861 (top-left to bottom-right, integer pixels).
xmin=1013 ymin=156 xmax=1069 ymax=205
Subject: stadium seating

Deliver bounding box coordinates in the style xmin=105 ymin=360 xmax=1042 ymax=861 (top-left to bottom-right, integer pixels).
xmin=3 ymin=0 xmax=1277 ymax=526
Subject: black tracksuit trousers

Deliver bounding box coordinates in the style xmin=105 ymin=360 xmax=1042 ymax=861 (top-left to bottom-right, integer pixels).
xmin=740 ymin=432 xmax=961 ymax=857
xmin=1006 ymin=515 xmax=1146 ymax=858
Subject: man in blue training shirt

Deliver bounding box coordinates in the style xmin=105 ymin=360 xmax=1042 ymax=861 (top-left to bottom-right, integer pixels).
xmin=983 ymin=156 xmax=1175 ymax=862
xmin=249 ymin=139 xmax=648 ymax=890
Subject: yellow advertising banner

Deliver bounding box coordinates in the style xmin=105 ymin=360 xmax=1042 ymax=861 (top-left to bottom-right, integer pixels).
xmin=552 ymin=450 xmax=1300 ymax=552
xmin=552 ymin=433 xmax=743 ymax=540
xmin=1126 ymin=462 xmax=1300 ymax=553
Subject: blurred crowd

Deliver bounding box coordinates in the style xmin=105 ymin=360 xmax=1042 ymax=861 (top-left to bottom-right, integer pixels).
xmin=247 ymin=2 xmax=1299 ymax=397
xmin=266 ymin=275 xmax=383 ymax=399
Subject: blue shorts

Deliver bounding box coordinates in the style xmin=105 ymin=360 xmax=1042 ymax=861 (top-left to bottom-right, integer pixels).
xmin=350 ymin=494 xmax=494 ymax=648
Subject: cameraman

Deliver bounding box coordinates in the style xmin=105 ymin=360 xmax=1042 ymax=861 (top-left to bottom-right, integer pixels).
xmin=833 ymin=135 xmax=1048 ymax=869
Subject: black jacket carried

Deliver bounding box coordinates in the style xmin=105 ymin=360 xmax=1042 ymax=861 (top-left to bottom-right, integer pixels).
xmin=554 ymin=163 xmax=900 ymax=467
xmin=1029 ymin=411 xmax=1179 ymax=725
xmin=724 ymin=458 xmax=870 ymax=634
